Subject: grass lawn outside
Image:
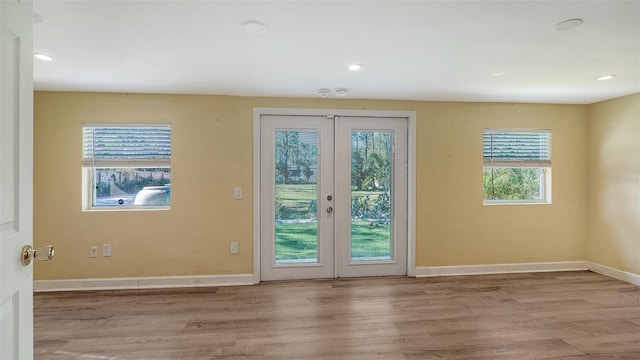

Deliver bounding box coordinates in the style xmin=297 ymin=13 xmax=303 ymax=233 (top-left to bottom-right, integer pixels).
xmin=276 ymin=184 xmax=386 ymax=220
xmin=274 ymin=184 xmax=391 ymax=261
xmin=350 ymin=220 xmax=391 ymax=258
xmin=276 ymin=184 xmax=317 ymax=220
xmin=275 ymin=220 xmax=390 ymax=261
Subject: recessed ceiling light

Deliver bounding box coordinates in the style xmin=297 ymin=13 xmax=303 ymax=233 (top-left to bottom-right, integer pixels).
xmin=243 ymin=21 xmax=266 ymax=35
xmin=597 ymin=74 xmax=616 ymax=81
xmin=348 ymin=64 xmax=362 ymax=71
xmin=336 ymin=89 xmax=349 ymax=97
xmin=554 ymin=18 xmax=583 ymax=31
xmin=318 ymin=88 xmax=330 ymax=98
xmin=491 ymin=72 xmax=505 ymax=76
xmin=34 ymin=53 xmax=53 ymax=61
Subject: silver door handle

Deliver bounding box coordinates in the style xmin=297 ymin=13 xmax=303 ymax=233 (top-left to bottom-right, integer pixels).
xmin=326 ymin=206 xmax=333 ymax=214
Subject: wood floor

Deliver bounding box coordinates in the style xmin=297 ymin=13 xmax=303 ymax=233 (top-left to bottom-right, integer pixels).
xmin=34 ymin=271 xmax=640 ymax=359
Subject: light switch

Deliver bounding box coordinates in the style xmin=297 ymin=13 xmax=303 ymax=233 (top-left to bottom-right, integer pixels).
xmin=103 ymin=244 xmax=112 ymax=257
xmin=234 ymin=187 xmax=242 ymax=199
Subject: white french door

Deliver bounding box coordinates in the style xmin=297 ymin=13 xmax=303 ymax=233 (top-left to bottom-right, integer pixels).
xmin=335 ymin=116 xmax=407 ymax=277
xmin=260 ymin=114 xmax=407 ymax=281
xmin=260 ymin=115 xmax=335 ymax=280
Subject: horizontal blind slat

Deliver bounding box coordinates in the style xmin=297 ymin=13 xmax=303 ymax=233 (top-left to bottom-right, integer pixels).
xmin=483 ymin=130 xmax=551 ymax=165
xmin=83 ymin=125 xmax=172 ymax=162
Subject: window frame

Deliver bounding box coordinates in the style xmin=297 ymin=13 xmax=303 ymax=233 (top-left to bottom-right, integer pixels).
xmin=81 ymin=123 xmax=172 ymax=211
xmin=482 ymin=128 xmax=551 ymax=205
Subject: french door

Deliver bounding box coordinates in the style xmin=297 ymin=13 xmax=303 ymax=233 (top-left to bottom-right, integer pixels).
xmin=260 ymin=114 xmax=407 ymax=281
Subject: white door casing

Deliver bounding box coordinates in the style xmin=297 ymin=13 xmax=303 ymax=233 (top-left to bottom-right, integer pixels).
xmin=257 ymin=110 xmax=413 ymax=281
xmin=0 ymin=0 xmax=34 ymax=358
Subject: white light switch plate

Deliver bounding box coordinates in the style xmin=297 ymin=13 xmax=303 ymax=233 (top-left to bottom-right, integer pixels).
xmin=103 ymin=244 xmax=112 ymax=257
xmin=233 ymin=187 xmax=242 ymax=199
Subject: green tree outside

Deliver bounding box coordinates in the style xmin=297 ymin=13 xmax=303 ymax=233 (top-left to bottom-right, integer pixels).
xmin=483 ymin=167 xmax=543 ymax=200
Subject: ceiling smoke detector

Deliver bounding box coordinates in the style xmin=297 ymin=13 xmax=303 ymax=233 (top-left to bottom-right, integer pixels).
xmin=335 ymin=89 xmax=349 ymax=97
xmin=243 ymin=21 xmax=266 ymax=35
xmin=554 ymin=18 xmax=583 ymax=31
xmin=318 ymin=88 xmax=330 ymax=98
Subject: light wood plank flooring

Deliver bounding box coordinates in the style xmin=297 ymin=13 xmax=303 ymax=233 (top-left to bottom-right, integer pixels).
xmin=35 ymin=271 xmax=640 ymax=359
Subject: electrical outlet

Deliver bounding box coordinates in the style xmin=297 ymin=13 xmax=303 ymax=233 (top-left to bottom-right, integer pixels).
xmin=103 ymin=244 xmax=112 ymax=257
xmin=230 ymin=242 xmax=239 ymax=254
xmin=90 ymin=246 xmax=98 ymax=258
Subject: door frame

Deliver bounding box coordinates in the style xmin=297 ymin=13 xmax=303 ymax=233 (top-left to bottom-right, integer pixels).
xmin=252 ymin=108 xmax=417 ymax=282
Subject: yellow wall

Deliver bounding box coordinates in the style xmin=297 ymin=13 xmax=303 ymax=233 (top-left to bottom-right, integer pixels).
xmin=587 ymin=93 xmax=640 ymax=274
xmin=414 ymin=102 xmax=587 ymax=266
xmin=34 ymin=92 xmax=588 ymax=280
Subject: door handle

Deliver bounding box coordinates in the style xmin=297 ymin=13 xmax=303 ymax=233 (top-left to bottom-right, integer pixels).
xmin=21 ymin=245 xmax=54 ymax=266
xmin=326 ymin=206 xmax=333 ymax=214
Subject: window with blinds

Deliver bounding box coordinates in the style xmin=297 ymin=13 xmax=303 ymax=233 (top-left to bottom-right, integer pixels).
xmin=82 ymin=125 xmax=172 ymax=167
xmin=82 ymin=124 xmax=172 ymax=209
xmin=483 ymin=129 xmax=551 ymax=204
xmin=483 ymin=130 xmax=551 ymax=167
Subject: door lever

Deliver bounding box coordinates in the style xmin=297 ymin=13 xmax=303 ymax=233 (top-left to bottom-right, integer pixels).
xmin=326 ymin=206 xmax=333 ymax=214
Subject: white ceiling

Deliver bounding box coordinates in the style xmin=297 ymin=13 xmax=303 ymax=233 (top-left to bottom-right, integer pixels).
xmin=33 ymin=1 xmax=640 ymax=104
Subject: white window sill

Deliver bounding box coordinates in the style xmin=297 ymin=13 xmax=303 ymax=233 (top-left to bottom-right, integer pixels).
xmin=83 ymin=206 xmax=170 ymax=212
xmin=483 ymin=201 xmax=550 ymax=206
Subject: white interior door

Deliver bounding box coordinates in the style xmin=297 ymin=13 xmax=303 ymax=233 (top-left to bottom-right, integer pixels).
xmin=260 ymin=115 xmax=335 ymax=280
xmin=260 ymin=113 xmax=408 ymax=280
xmin=1 ymin=0 xmax=35 ymax=358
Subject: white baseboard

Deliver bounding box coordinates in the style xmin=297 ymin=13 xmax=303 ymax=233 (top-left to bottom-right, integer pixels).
xmin=415 ymin=261 xmax=589 ymax=277
xmin=34 ymin=262 xmax=640 ymax=292
xmin=588 ymin=262 xmax=640 ymax=286
xmin=34 ymin=273 xmax=257 ymax=292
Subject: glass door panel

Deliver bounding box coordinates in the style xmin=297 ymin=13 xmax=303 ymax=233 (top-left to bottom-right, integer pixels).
xmin=274 ymin=130 xmax=319 ymax=264
xmin=350 ymin=131 xmax=393 ymax=261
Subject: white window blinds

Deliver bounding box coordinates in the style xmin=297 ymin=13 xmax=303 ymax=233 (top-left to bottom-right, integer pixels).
xmin=483 ymin=129 xmax=551 ymax=167
xmin=82 ymin=124 xmax=171 ymax=167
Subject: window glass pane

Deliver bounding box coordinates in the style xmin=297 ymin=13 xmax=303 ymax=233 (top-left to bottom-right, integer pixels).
xmin=483 ymin=167 xmax=543 ymax=201
xmin=93 ymin=168 xmax=170 ymax=206
xmin=273 ymin=130 xmax=319 ymax=264
xmin=351 ymin=131 xmax=392 ymax=261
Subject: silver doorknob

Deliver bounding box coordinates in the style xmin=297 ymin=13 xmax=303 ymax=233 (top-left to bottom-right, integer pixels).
xmin=326 ymin=206 xmax=333 ymax=214
xmin=21 ymin=245 xmax=54 ymax=266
